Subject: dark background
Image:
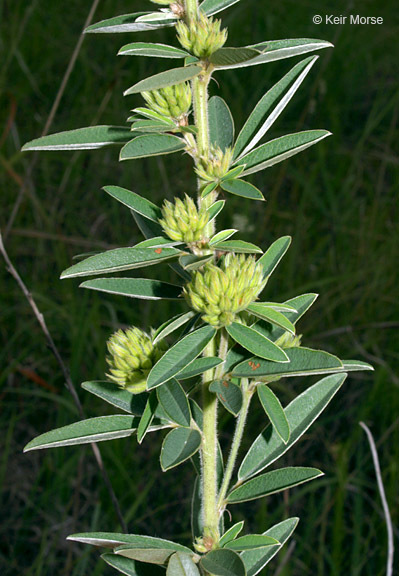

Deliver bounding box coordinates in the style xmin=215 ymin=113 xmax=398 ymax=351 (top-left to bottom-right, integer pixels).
xmin=1 ymin=1 xmax=398 ymax=574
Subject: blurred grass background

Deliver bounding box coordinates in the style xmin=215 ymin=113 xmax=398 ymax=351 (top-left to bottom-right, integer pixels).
xmin=1 ymin=0 xmax=398 ymax=574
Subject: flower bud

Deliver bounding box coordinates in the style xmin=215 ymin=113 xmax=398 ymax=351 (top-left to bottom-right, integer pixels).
xmin=159 ymin=194 xmax=209 ymax=243
xmin=195 ymin=146 xmax=233 ymax=182
xmin=184 ymin=254 xmax=266 ymax=327
xmin=176 ymin=12 xmax=227 ymax=59
xmin=274 ymin=331 xmax=302 ymax=349
xmin=106 ymin=327 xmax=166 ymax=393
xmin=141 ymin=82 xmax=192 ymax=123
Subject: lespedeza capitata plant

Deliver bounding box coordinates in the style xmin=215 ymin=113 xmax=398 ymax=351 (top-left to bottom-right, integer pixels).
xmin=22 ymin=1 xmax=373 ymax=574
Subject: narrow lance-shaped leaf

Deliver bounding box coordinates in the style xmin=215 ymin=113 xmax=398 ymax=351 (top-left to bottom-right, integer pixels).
xmin=153 ymin=311 xmax=196 ymax=345
xmin=247 ymin=304 xmax=295 ymax=334
xmin=228 ymin=467 xmax=323 ymax=503
xmin=115 ymin=539 xmax=190 ymax=565
xmin=103 ymin=185 xmax=161 ymax=222
xmin=124 ymin=65 xmax=202 ymax=95
xmin=120 ymin=134 xmax=186 ymax=161
xmin=238 ymin=130 xmax=332 ymax=176
xmin=233 ymin=347 xmax=344 ymax=379
xmin=160 ymin=427 xmax=202 ymax=471
xmin=69 ymin=532 xmax=191 ymax=551
xmin=22 ymin=126 xmax=132 ymax=151
xmin=80 ymin=278 xmax=182 ymax=300
xmin=85 ymin=12 xmax=176 ymax=34
xmin=137 ymin=392 xmax=158 ymax=444
xmin=61 ymin=245 xmax=181 ymax=279
xmin=241 ymin=518 xmax=299 ymax=576
xmin=212 ymin=240 xmax=262 ymax=254
xmin=81 ymin=381 xmax=147 ymax=416
xmin=210 ymin=47 xmax=260 ymax=68
xmin=224 ymin=534 xmax=279 ymax=551
xmin=119 ymin=42 xmax=189 ymax=59
xmin=147 ymin=326 xmax=216 ymax=389
xmin=226 ymin=322 xmax=288 ymax=363
xmin=157 ymin=379 xmax=191 ymax=427
xmin=24 ymin=415 xmax=137 ymax=451
xmin=167 ymin=553 xmax=201 ymax=576
xmin=215 ymin=38 xmax=333 ymax=70
xmin=234 ymin=56 xmax=318 ymax=159
xmin=209 ymin=229 xmax=238 ymax=245
xmin=219 ymin=522 xmax=245 ymax=547
xmin=176 ymin=357 xmax=223 ymax=380
xmin=220 ymin=179 xmax=265 ymax=201
xmin=208 ymin=96 xmax=235 ymax=151
xmin=258 ymin=235 xmax=291 ymax=278
xmin=257 ymin=385 xmax=290 ymax=444
xmin=200 ymin=0 xmax=242 ymax=17
xmin=239 ymin=373 xmax=347 ymax=480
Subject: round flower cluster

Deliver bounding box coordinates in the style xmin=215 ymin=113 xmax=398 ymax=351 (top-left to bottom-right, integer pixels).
xmin=141 ymin=83 xmax=192 ymax=123
xmin=159 ymin=194 xmax=209 ymax=243
xmin=184 ymin=254 xmax=266 ymax=327
xmin=176 ymin=12 xmax=227 ymax=59
xmin=106 ymin=327 xmax=166 ymax=394
xmin=195 ymin=146 xmax=233 ymax=182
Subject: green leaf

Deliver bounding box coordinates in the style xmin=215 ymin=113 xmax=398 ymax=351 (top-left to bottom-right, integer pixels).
xmin=191 ymin=476 xmax=203 ymax=539
xmin=24 ymin=415 xmax=137 ymax=451
xmin=176 ymin=357 xmax=223 ymax=380
xmin=103 ymin=185 xmax=161 ymax=222
xmin=148 ymin=326 xmax=217 ymax=389
xmin=200 ymin=549 xmax=246 ymax=576
xmin=234 ymin=56 xmax=318 ymax=159
xmin=125 ymin=66 xmax=202 ymax=95
xmin=226 ymin=323 xmax=288 ymax=363
xmin=81 ymin=381 xmax=147 ymax=416
xmin=220 ymin=179 xmax=264 ymax=201
xmin=202 ymin=181 xmax=219 ymax=198
xmin=119 ymin=42 xmax=189 ymax=59
xmin=61 ymin=245 xmax=181 ymax=279
xmin=219 ymin=522 xmax=245 ymax=547
xmin=80 ymin=278 xmax=182 ymax=300
xmin=212 ymin=240 xmax=262 ymax=254
xmin=160 ymin=427 xmax=202 ymax=471
xmin=241 ymin=518 xmax=298 ymax=576
xmin=238 ymin=130 xmax=331 ymax=176
xmin=210 ymin=47 xmax=260 ymax=68
xmin=225 ymin=534 xmax=278 ymax=551
xmin=157 ymin=379 xmax=191 ymax=427
xmin=22 ymin=126 xmax=132 ymax=151
xmin=216 ymin=38 xmax=333 ymax=70
xmin=179 ymin=254 xmax=213 ymax=271
xmin=120 ymin=134 xmax=186 ymax=160
xmin=209 ymin=229 xmax=238 ymax=245
xmin=133 ymin=108 xmax=176 ymax=124
xmin=131 ymin=120 xmax=176 ymax=133
xmin=167 ymin=553 xmax=200 ymax=576
xmin=153 ymin=311 xmax=196 ymax=345
xmin=221 ymin=165 xmax=246 ymax=181
xmin=258 ymin=236 xmax=291 ymax=278
xmin=85 ymin=12 xmax=176 ymax=34
xmin=247 ymin=304 xmax=295 ymax=333
xmin=115 ymin=539 xmax=191 ymax=565
xmin=102 ymin=554 xmax=165 ymax=576
xmin=200 ymin=0 xmax=241 ymax=17
xmin=342 ymin=360 xmax=374 ymax=372
xmin=137 ymin=393 xmax=158 ymax=444
xmin=208 ymin=96 xmax=234 ymax=151
xmin=238 ymin=373 xmax=347 ymax=480
xmin=233 ymin=347 xmax=344 ymax=379
xmin=209 ymin=380 xmax=243 ymax=416
xmin=257 ymin=385 xmax=290 ymax=444
xmin=207 ymin=200 xmax=225 ymax=221
xmin=228 ymin=467 xmax=323 ymax=503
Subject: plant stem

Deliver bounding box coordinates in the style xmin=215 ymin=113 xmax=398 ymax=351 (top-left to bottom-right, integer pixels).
xmin=217 ymin=379 xmax=253 ymax=512
xmin=184 ymin=0 xmax=198 ymax=22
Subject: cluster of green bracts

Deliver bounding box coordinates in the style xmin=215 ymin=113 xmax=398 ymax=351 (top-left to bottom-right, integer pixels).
xmin=22 ymin=1 xmax=373 ymax=575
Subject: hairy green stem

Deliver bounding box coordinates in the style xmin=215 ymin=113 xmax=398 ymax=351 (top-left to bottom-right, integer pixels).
xmin=217 ymin=379 xmax=253 ymax=512
xmin=184 ymin=0 xmax=198 ymax=22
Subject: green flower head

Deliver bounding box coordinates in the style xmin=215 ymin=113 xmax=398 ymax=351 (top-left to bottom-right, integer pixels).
xmin=141 ymin=83 xmax=192 ymax=123
xmin=106 ymin=327 xmax=166 ymax=393
xmin=184 ymin=254 xmax=266 ymax=327
xmin=195 ymin=145 xmax=233 ymax=182
xmin=159 ymin=194 xmax=209 ymax=243
xmin=176 ymin=12 xmax=227 ymax=59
